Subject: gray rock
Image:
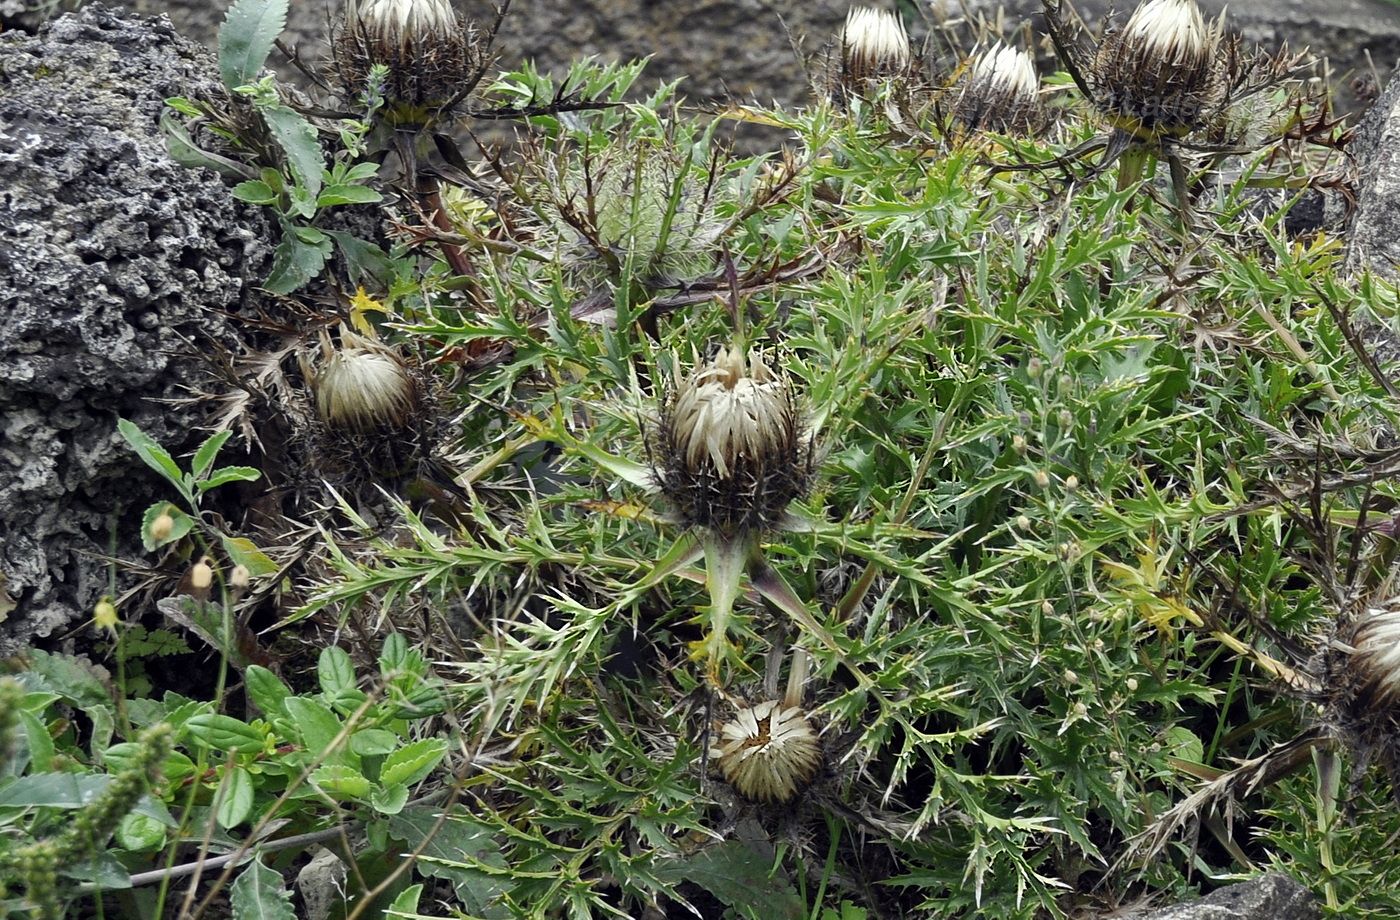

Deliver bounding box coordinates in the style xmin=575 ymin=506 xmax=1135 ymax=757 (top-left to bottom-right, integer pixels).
xmin=1347 ymin=70 xmax=1400 ymax=278
xmin=1132 ymin=873 xmax=1320 ymax=920
xmin=0 ymin=5 xmax=274 ymax=651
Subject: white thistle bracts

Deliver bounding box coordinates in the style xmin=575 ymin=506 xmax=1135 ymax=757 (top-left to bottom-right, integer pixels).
xmin=954 ymin=43 xmax=1040 ymax=134
xmin=1123 ymin=0 xmax=1210 ymax=70
xmin=351 ymin=0 xmax=459 ymax=46
xmin=712 ymin=651 xmax=821 ymax=803
xmin=1092 ymin=0 xmax=1224 ymax=135
xmin=1348 ymin=605 xmax=1400 ymax=711
xmin=337 ymin=0 xmax=473 ymax=109
xmin=840 ymin=7 xmax=912 ymax=87
xmin=309 ymin=327 xmax=418 ymax=433
xmin=654 ymin=347 xmax=810 ymax=537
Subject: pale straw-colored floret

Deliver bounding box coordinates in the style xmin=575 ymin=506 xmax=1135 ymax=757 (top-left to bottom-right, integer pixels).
xmin=1123 ymin=0 xmax=1211 ymax=69
xmin=314 ymin=329 xmax=416 ymax=432
xmin=1353 ymin=606 xmax=1400 ymax=708
xmin=713 ymin=700 xmax=822 ymax=803
xmin=670 ymin=348 xmax=791 ymax=480
xmin=350 ymin=0 xmax=459 ymax=45
xmin=841 ymin=7 xmax=912 ymax=80
xmin=968 ymin=43 xmax=1039 ymax=104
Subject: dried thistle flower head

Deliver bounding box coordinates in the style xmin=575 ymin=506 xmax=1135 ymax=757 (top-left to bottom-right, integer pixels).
xmin=712 ymin=650 xmax=821 ymax=803
xmin=713 ymin=700 xmax=822 ymax=803
xmin=1347 ymin=606 xmax=1400 ymax=711
xmin=840 ymin=7 xmax=912 ymax=87
xmin=337 ymin=0 xmax=474 ymax=109
xmin=954 ymin=42 xmax=1040 ymax=134
xmin=1093 ymin=0 xmax=1223 ymax=135
xmin=310 ymin=327 xmax=418 ymax=433
xmin=654 ymin=347 xmax=810 ymax=537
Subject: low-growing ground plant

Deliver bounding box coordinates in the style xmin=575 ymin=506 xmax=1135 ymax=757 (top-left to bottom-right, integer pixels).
xmin=11 ymin=0 xmax=1400 ymax=917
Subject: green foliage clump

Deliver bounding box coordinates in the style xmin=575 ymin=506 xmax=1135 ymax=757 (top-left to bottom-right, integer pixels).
xmin=25 ymin=0 xmax=1400 ymax=917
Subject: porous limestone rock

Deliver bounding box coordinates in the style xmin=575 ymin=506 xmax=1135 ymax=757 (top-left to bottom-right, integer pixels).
xmin=1133 ymin=872 xmax=1320 ymax=920
xmin=0 ymin=5 xmax=273 ymax=651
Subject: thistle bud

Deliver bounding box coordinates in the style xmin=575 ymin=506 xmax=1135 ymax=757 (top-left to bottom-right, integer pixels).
xmin=338 ymin=0 xmax=472 ymax=110
xmin=654 ymin=347 xmax=810 ymax=537
xmin=310 ymin=327 xmax=418 ymax=434
xmin=1093 ymin=0 xmax=1222 ymax=136
xmin=953 ymin=43 xmax=1040 ymax=134
xmin=840 ymin=7 xmax=912 ymax=87
xmin=1347 ymin=606 xmax=1400 ymax=710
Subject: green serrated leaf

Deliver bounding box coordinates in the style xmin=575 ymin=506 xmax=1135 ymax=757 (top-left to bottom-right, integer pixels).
xmin=324 ymin=230 xmax=392 ymax=284
xmin=386 ymin=883 xmax=424 ymax=917
xmin=350 ymin=728 xmax=399 ymax=757
xmin=264 ymin=234 xmax=331 ymax=295
xmin=380 ymin=738 xmax=448 ymax=788
xmin=258 ymin=104 xmax=323 ymax=200
xmin=232 ymin=180 xmax=280 ymax=205
xmin=197 ymin=466 xmax=262 ymax=493
xmin=230 ymin=856 xmax=295 ymax=920
xmin=316 ymin=184 xmax=382 ymax=207
xmin=311 ymin=763 xmax=372 ymax=801
xmin=370 ymin=782 xmax=409 ymax=815
xmin=318 ymin=647 xmax=356 ymax=699
xmin=117 ymin=811 xmax=167 ymax=852
xmin=220 ymin=535 xmax=279 ymax=577
xmin=217 ymin=0 xmax=290 ymax=90
xmin=193 ymin=431 xmax=233 ymax=480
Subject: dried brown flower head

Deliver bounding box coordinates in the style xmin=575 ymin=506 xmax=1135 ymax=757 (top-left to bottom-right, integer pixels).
xmin=954 ymin=43 xmax=1040 ymax=134
xmin=653 ymin=347 xmax=810 ymax=537
xmin=713 ymin=699 xmax=823 ymax=803
xmin=840 ymin=7 xmax=912 ymax=88
xmin=309 ymin=327 xmax=418 ymax=433
xmin=336 ymin=0 xmax=477 ymax=110
xmin=1092 ymin=0 xmax=1224 ymax=136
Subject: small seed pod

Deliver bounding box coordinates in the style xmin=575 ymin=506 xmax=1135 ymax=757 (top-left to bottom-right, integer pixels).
xmin=840 ymin=7 xmax=912 ymax=88
xmin=309 ymin=327 xmax=418 ymax=434
xmin=1092 ymin=0 xmax=1222 ymax=136
xmin=653 ymin=347 xmax=810 ymax=537
xmin=336 ymin=0 xmax=473 ymax=110
xmin=1346 ymin=606 xmax=1400 ymax=712
xmin=712 ymin=651 xmax=822 ymax=803
xmin=953 ymin=43 xmax=1040 ymax=134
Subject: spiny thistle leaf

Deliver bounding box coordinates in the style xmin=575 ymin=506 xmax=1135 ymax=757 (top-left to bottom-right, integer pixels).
xmin=217 ymin=0 xmax=289 ymax=91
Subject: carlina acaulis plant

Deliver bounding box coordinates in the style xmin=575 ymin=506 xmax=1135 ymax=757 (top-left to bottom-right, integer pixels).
xmin=335 ymin=0 xmax=477 ymax=118
xmin=307 ymin=324 xmax=420 ymax=434
xmin=712 ymin=649 xmax=822 ymax=804
xmin=652 ymin=344 xmax=813 ymax=675
xmin=952 ymin=42 xmax=1041 ymax=135
xmin=838 ymin=7 xmax=913 ymax=91
xmin=1092 ymin=0 xmax=1223 ymax=140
